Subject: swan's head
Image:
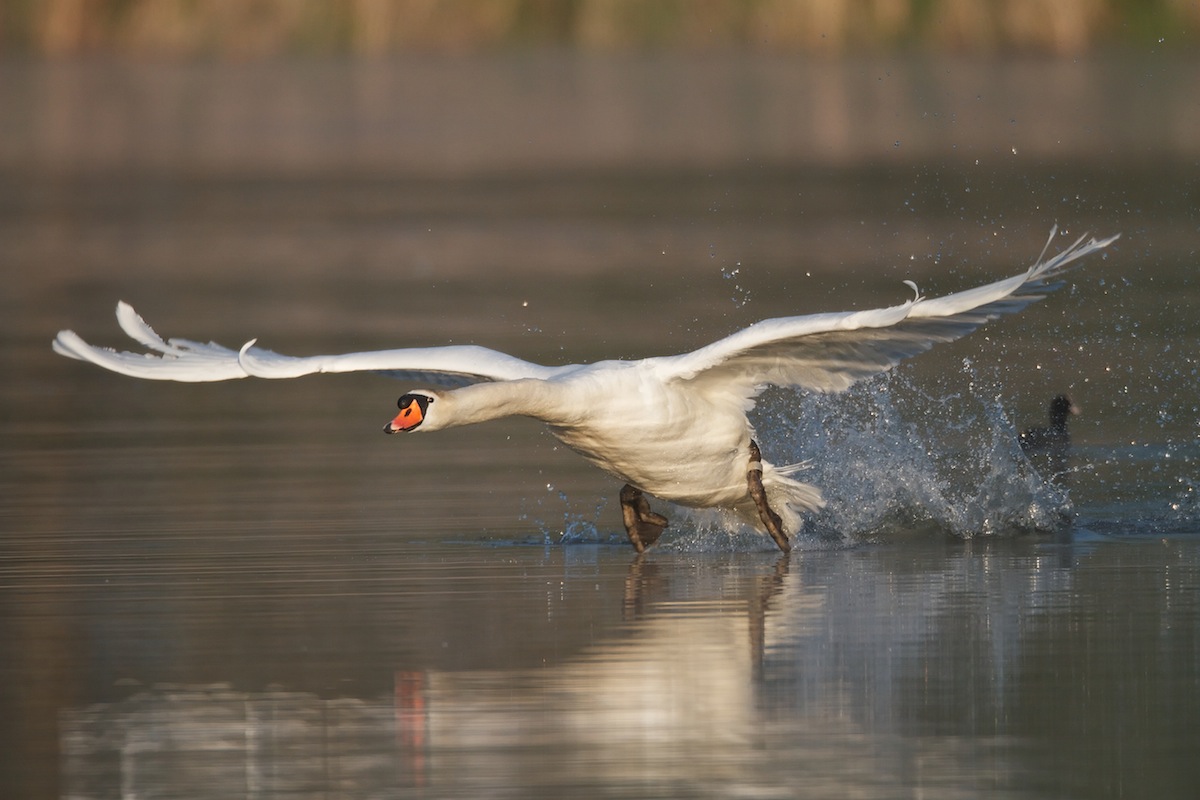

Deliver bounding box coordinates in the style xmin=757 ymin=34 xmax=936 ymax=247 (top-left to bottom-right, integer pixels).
xmin=383 ymin=390 xmax=440 ymax=434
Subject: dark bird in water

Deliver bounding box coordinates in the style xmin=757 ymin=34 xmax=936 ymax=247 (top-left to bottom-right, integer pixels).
xmin=1020 ymin=394 xmax=1080 ymax=484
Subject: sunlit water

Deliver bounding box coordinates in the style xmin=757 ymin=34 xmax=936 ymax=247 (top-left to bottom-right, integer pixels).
xmin=2 ymin=55 xmax=1199 ymax=798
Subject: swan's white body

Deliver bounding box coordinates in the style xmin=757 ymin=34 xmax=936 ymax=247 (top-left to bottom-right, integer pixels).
xmin=53 ymin=228 xmax=1117 ymax=545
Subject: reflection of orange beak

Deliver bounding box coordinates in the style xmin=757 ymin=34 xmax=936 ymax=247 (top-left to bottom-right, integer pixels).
xmin=384 ymin=398 xmax=425 ymax=434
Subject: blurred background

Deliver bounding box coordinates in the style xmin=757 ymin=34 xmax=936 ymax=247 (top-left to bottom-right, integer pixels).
xmin=4 ymin=0 xmax=1196 ymax=443
xmin=4 ymin=0 xmax=1199 ymax=55
xmin=3 ymin=2 xmax=1200 ymax=798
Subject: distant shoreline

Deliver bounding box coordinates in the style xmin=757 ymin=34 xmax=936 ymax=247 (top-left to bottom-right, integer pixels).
xmin=5 ymin=0 xmax=1194 ymax=59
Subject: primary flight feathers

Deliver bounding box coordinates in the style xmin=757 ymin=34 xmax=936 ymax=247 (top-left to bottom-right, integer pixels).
xmin=54 ymin=227 xmax=1118 ymax=397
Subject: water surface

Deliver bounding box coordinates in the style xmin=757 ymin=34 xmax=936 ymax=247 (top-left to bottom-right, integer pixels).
xmin=2 ymin=54 xmax=1199 ymax=798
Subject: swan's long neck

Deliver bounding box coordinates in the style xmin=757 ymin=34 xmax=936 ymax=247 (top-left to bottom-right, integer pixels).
xmin=435 ymin=379 xmax=575 ymax=430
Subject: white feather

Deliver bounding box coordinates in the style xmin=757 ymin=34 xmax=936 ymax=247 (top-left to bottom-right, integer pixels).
xmin=53 ymin=229 xmax=1118 ymax=544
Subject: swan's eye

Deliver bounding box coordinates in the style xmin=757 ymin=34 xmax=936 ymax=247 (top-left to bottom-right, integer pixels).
xmin=397 ymin=394 xmax=433 ymax=409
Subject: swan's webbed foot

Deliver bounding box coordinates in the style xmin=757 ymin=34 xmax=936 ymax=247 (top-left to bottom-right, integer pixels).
xmin=748 ymin=440 xmax=791 ymax=553
xmin=620 ymin=484 xmax=669 ymax=553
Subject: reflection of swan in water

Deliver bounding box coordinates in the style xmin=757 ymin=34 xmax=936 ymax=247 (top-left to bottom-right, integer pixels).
xmin=1020 ymin=394 xmax=1080 ymax=484
xmin=60 ymin=555 xmax=803 ymax=794
xmin=624 ymin=553 xmax=791 ymax=680
xmin=53 ymin=230 xmax=1117 ymax=552
xmin=60 ymin=550 xmax=1084 ymax=797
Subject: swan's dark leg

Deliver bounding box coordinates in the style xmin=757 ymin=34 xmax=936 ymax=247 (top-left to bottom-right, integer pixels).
xmin=747 ymin=440 xmax=791 ymax=553
xmin=619 ymin=484 xmax=669 ymax=553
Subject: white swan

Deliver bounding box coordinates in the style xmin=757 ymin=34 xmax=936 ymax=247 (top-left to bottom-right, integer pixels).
xmin=53 ymin=228 xmax=1117 ymax=552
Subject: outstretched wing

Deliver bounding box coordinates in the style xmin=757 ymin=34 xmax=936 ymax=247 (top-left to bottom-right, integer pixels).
xmin=53 ymin=301 xmax=564 ymax=386
xmin=656 ymin=227 xmax=1119 ymax=395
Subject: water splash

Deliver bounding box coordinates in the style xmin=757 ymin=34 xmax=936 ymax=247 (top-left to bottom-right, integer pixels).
xmin=526 ymin=492 xmax=622 ymax=547
xmin=523 ymin=370 xmax=1075 ymax=551
xmin=526 ymin=364 xmax=1197 ymax=551
xmin=720 ymin=263 xmax=752 ymax=308
xmin=753 ymin=371 xmax=1072 ymax=545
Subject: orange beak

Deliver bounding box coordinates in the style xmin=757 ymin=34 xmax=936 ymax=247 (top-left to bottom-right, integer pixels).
xmin=384 ymin=397 xmax=426 ymax=434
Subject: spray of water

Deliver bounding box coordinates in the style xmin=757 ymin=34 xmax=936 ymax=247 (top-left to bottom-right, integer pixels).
xmin=527 ymin=365 xmax=1076 ymax=551
xmin=753 ymin=371 xmax=1073 ymax=546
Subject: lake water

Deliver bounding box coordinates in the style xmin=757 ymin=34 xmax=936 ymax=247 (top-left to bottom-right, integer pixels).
xmin=2 ymin=54 xmax=1199 ymax=798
